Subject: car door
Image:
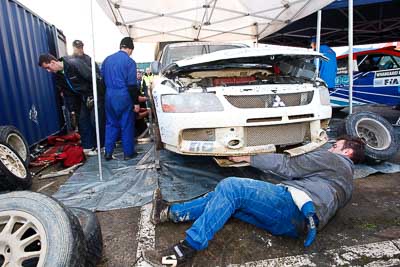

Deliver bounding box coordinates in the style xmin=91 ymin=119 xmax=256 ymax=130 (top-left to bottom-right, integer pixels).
xmin=354 ymin=53 xmax=400 ymax=106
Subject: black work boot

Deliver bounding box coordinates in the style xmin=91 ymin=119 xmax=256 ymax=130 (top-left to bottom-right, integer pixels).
xmin=150 ymin=188 xmax=170 ymax=225
xmin=124 ymin=152 xmax=138 ymax=160
xmin=143 ymin=240 xmax=196 ymax=267
xmin=104 ymin=153 xmax=113 ymax=161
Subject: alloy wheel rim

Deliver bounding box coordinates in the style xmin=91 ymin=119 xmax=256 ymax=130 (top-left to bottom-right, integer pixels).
xmin=6 ymin=134 xmax=27 ymax=162
xmin=0 ymin=144 xmax=26 ymax=178
xmin=0 ymin=210 xmax=47 ymax=266
xmin=355 ymin=118 xmax=391 ymax=150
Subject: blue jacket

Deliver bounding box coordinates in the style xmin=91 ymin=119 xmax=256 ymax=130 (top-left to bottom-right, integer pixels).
xmin=101 ymin=50 xmax=137 ymax=93
xmin=319 ymin=45 xmax=337 ymax=89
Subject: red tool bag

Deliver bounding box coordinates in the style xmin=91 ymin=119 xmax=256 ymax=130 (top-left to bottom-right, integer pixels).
xmin=57 ymin=145 xmax=85 ymax=167
xmin=47 ymin=132 xmax=81 ymax=145
xmin=30 ymin=133 xmax=85 ymax=167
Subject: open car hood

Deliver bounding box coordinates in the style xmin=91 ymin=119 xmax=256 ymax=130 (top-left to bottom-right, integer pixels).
xmin=162 ymin=46 xmax=327 ymax=76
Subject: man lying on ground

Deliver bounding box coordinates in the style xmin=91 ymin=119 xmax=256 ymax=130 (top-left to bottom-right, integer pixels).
xmin=144 ymin=135 xmax=365 ymax=266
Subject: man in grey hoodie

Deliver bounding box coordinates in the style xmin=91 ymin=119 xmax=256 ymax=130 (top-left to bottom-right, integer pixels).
xmin=146 ymin=135 xmax=365 ymax=266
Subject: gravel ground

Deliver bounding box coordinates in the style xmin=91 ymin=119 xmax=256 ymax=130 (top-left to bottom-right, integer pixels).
xmin=28 ymin=105 xmax=400 ymax=266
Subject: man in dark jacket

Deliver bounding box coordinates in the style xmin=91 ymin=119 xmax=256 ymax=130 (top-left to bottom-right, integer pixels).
xmin=145 ymin=136 xmax=365 ymax=266
xmin=71 ymin=40 xmax=106 ymax=149
xmin=38 ymin=54 xmax=104 ymax=154
xmin=72 ymin=40 xmax=102 ymax=76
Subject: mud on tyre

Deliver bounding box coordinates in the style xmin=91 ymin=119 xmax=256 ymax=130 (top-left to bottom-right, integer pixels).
xmin=69 ymin=207 xmax=103 ymax=267
xmin=0 ymin=191 xmax=87 ymax=267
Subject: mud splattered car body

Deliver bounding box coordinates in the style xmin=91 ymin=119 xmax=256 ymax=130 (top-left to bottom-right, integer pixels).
xmin=151 ymin=44 xmax=331 ymax=156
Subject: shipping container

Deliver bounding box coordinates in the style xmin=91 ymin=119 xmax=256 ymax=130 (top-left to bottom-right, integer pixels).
xmin=0 ymin=0 xmax=66 ymax=146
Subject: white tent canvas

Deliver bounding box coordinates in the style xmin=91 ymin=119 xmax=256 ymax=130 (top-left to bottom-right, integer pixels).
xmin=96 ymin=0 xmax=335 ymax=42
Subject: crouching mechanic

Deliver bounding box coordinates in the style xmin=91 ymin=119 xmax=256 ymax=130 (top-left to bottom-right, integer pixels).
xmin=145 ymin=136 xmax=365 ymax=266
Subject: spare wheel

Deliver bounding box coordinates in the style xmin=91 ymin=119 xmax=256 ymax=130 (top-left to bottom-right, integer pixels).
xmin=0 ymin=126 xmax=30 ymax=166
xmin=0 ymin=142 xmax=32 ymax=191
xmin=345 ymin=111 xmax=399 ymax=162
xmin=0 ymin=191 xmax=87 ymax=267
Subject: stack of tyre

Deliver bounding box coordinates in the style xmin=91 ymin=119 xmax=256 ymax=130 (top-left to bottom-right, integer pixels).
xmin=0 ymin=125 xmax=103 ymax=266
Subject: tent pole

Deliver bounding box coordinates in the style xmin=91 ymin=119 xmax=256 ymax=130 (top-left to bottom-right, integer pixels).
xmin=315 ymin=10 xmax=322 ymax=75
xmin=90 ymin=0 xmax=103 ymax=181
xmin=348 ymin=0 xmax=354 ymax=114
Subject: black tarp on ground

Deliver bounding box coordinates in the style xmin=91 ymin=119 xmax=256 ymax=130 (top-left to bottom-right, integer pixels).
xmin=53 ymin=142 xmax=276 ymax=211
xmin=260 ymin=0 xmax=400 ymax=47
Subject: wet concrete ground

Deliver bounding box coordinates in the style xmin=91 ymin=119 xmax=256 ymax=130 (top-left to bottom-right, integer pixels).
xmin=30 ymin=105 xmax=400 ymax=266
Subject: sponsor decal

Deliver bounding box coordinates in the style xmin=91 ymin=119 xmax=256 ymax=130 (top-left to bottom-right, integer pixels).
xmin=374 ymin=69 xmax=400 ymax=86
xmin=375 ymin=69 xmax=400 ymax=78
xmin=374 ymin=76 xmax=400 ymax=87
xmin=29 ymin=104 xmax=38 ymax=124
xmin=336 ymin=75 xmax=349 ymax=86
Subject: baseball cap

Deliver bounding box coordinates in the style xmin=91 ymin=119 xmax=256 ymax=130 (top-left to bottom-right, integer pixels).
xmin=310 ymin=36 xmax=316 ymax=44
xmin=120 ymin=37 xmax=134 ymax=50
xmin=72 ymin=40 xmax=84 ymax=48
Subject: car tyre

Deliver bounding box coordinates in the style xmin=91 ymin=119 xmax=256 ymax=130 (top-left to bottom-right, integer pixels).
xmin=0 ymin=142 xmax=32 ymax=191
xmin=0 ymin=125 xmax=30 ymax=166
xmin=69 ymin=207 xmax=103 ymax=267
xmin=0 ymin=191 xmax=87 ymax=267
xmin=345 ymin=111 xmax=399 ymax=162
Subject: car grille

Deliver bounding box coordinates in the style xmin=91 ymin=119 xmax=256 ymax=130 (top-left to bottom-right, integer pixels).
xmin=246 ymin=123 xmax=308 ymax=146
xmin=182 ymin=128 xmax=216 ymax=141
xmin=224 ymin=92 xmax=314 ymax=108
xmin=181 ymin=123 xmax=308 ymax=146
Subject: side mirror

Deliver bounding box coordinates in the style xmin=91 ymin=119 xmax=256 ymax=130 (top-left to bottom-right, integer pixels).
xmin=151 ymin=61 xmax=161 ymax=75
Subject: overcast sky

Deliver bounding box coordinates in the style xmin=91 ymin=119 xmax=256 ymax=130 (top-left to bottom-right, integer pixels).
xmin=18 ymin=0 xmax=156 ymax=62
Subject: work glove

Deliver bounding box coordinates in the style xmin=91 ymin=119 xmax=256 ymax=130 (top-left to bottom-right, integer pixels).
xmin=301 ymin=201 xmax=319 ymax=247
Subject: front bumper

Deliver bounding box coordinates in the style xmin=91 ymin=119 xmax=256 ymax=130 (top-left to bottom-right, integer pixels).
xmin=164 ymin=120 xmax=328 ymax=156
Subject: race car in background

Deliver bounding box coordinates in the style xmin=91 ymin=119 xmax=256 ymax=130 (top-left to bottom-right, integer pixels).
xmin=331 ymin=46 xmax=400 ymax=107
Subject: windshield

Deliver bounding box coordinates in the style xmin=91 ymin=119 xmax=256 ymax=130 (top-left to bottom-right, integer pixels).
xmin=161 ymin=44 xmax=245 ymax=67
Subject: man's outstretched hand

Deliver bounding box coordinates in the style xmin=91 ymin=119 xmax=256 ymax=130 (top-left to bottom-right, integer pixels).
xmin=228 ymin=156 xmax=250 ymax=163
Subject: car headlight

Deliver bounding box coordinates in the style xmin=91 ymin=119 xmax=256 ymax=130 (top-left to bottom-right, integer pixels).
xmin=319 ymin=87 xmax=331 ymax=105
xmin=161 ymin=93 xmax=224 ymax=113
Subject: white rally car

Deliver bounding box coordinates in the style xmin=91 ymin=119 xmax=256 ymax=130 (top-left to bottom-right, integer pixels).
xmin=150 ymin=44 xmax=331 ymax=157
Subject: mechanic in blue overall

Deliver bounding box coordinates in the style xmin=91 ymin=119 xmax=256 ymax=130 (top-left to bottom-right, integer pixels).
xmin=311 ymin=37 xmax=337 ymax=91
xmin=101 ymin=37 xmax=140 ymax=160
xmin=145 ymin=136 xmax=365 ymax=266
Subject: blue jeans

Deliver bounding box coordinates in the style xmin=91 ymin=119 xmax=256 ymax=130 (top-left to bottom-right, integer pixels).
xmin=169 ymin=177 xmax=305 ymax=250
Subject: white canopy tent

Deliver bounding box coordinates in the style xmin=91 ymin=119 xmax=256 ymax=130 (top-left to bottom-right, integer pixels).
xmin=96 ymin=0 xmax=335 ymax=42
